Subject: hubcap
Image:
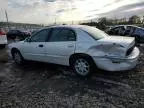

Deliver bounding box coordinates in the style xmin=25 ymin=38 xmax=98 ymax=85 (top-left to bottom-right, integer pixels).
xmin=74 ymin=59 xmax=89 ymax=76
xmin=14 ymin=52 xmax=21 ymax=64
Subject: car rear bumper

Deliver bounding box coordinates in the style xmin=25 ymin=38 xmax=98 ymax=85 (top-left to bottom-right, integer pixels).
xmin=0 ymin=42 xmax=7 ymax=45
xmin=0 ymin=35 xmax=7 ymax=45
xmin=93 ymin=47 xmax=140 ymax=71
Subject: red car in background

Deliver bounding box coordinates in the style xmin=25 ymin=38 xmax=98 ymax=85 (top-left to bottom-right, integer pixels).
xmin=0 ymin=28 xmax=7 ymax=49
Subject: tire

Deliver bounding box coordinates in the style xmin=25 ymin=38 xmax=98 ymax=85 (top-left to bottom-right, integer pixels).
xmin=135 ymin=35 xmax=141 ymax=47
xmin=0 ymin=45 xmax=6 ymax=49
xmin=71 ymin=56 xmax=95 ymax=77
xmin=135 ymin=36 xmax=139 ymax=43
xmin=12 ymin=50 xmax=24 ymax=65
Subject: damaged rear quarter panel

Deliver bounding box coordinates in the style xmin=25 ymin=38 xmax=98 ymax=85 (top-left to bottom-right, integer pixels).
xmin=74 ymin=28 xmax=126 ymax=59
xmin=75 ymin=42 xmax=126 ymax=59
xmin=89 ymin=43 xmax=126 ymax=57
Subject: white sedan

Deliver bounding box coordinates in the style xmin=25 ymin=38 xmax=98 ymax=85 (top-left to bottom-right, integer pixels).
xmin=8 ymin=25 xmax=140 ymax=77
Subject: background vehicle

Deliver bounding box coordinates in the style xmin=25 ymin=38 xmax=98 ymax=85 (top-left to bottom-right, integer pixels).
xmin=105 ymin=26 xmax=114 ymax=33
xmin=8 ymin=25 xmax=139 ymax=77
xmin=7 ymin=30 xmax=30 ymax=40
xmin=30 ymin=29 xmax=40 ymax=35
xmin=0 ymin=28 xmax=7 ymax=49
xmin=22 ymin=30 xmax=31 ymax=36
xmin=106 ymin=25 xmax=144 ymax=44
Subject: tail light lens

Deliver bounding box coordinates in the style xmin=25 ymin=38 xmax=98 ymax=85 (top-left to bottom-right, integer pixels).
xmin=126 ymin=45 xmax=135 ymax=56
xmin=0 ymin=32 xmax=6 ymax=36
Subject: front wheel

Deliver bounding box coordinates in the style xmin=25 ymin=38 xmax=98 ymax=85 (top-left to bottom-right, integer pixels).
xmin=71 ymin=56 xmax=95 ymax=77
xmin=12 ymin=51 xmax=24 ymax=65
xmin=0 ymin=45 xmax=6 ymax=49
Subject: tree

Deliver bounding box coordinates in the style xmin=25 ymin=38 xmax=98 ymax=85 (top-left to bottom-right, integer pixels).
xmin=129 ymin=15 xmax=141 ymax=24
xmin=98 ymin=17 xmax=107 ymax=24
xmin=97 ymin=17 xmax=114 ymax=30
xmin=142 ymin=16 xmax=144 ymax=24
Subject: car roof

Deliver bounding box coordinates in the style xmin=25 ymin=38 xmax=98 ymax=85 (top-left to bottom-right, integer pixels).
xmin=10 ymin=29 xmax=21 ymax=31
xmin=45 ymin=25 xmax=90 ymax=29
xmin=113 ymin=25 xmax=144 ymax=29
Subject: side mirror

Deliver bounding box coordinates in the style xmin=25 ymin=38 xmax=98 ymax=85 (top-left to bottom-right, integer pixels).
xmin=25 ymin=37 xmax=31 ymax=42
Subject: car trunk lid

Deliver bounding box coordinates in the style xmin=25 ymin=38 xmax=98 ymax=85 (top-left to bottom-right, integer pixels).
xmin=98 ymin=36 xmax=135 ymax=48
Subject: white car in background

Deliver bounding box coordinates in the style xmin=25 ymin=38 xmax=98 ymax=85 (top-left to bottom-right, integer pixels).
xmin=0 ymin=28 xmax=7 ymax=49
xmin=8 ymin=25 xmax=140 ymax=77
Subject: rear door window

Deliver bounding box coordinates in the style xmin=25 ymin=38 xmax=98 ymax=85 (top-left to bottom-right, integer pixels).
xmin=49 ymin=28 xmax=76 ymax=42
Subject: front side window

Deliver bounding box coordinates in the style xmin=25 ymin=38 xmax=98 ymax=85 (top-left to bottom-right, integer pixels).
xmin=30 ymin=29 xmax=50 ymax=42
xmin=112 ymin=27 xmax=121 ymax=35
xmin=49 ymin=28 xmax=76 ymax=42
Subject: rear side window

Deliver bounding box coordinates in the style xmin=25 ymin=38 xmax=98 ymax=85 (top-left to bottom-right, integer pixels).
xmin=127 ymin=26 xmax=135 ymax=34
xmin=111 ymin=26 xmax=125 ymax=34
xmin=80 ymin=26 xmax=108 ymax=40
xmin=49 ymin=28 xmax=76 ymax=42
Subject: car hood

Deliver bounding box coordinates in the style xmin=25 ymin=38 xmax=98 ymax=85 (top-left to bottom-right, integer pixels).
xmin=8 ymin=41 xmax=24 ymax=49
xmin=10 ymin=41 xmax=24 ymax=45
xmin=98 ymin=36 xmax=135 ymax=48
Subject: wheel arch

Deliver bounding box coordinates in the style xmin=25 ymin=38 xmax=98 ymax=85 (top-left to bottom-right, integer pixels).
xmin=11 ymin=47 xmax=20 ymax=57
xmin=69 ymin=53 xmax=96 ymax=66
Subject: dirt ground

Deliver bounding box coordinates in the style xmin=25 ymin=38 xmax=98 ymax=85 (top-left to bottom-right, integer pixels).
xmin=0 ymin=46 xmax=144 ymax=108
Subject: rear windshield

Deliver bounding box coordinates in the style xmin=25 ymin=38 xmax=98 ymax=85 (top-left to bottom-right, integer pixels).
xmin=80 ymin=26 xmax=108 ymax=40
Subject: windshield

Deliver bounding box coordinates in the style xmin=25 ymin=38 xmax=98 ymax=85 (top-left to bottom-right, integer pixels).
xmin=80 ymin=26 xmax=109 ymax=40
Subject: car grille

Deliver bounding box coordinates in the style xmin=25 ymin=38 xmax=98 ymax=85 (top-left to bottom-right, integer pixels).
xmin=126 ymin=44 xmax=135 ymax=56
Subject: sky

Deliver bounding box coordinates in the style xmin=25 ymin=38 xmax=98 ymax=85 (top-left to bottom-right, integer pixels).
xmin=0 ymin=0 xmax=144 ymax=24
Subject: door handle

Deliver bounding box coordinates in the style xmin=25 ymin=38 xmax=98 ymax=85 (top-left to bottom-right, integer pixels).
xmin=68 ymin=45 xmax=74 ymax=48
xmin=39 ymin=44 xmax=43 ymax=47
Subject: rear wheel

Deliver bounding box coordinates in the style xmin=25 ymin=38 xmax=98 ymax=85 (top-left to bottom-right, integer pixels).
xmin=71 ymin=56 xmax=95 ymax=77
xmin=135 ymin=35 xmax=140 ymax=47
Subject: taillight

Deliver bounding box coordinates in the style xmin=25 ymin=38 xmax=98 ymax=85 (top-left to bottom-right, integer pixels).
xmin=0 ymin=32 xmax=6 ymax=36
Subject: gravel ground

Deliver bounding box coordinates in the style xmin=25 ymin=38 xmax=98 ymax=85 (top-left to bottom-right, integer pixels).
xmin=0 ymin=46 xmax=144 ymax=108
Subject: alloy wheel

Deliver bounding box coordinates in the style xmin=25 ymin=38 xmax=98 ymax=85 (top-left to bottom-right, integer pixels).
xmin=74 ymin=58 xmax=90 ymax=76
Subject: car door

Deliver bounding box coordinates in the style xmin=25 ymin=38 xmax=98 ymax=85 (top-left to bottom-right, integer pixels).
xmin=132 ymin=28 xmax=144 ymax=43
xmin=44 ymin=27 xmax=76 ymax=66
xmin=124 ymin=26 xmax=134 ymax=36
xmin=22 ymin=29 xmax=51 ymax=61
xmin=139 ymin=29 xmax=144 ymax=43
